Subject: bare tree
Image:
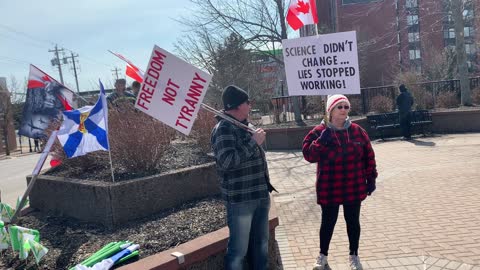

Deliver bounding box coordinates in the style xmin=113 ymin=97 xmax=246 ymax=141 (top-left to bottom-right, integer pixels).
xmin=175 ymin=0 xmax=308 ymax=122
xmin=450 ymin=0 xmax=472 ymax=105
xmin=8 ymin=75 xmax=26 ymax=104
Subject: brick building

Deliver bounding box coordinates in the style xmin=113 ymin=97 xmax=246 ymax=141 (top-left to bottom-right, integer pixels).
xmin=317 ymin=0 xmax=479 ymax=87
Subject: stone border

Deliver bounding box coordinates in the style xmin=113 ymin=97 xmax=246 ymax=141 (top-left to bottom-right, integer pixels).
xmin=118 ymin=197 xmax=280 ymax=270
xmin=27 ymin=162 xmax=219 ymax=227
xmin=263 ymin=109 xmax=480 ymax=150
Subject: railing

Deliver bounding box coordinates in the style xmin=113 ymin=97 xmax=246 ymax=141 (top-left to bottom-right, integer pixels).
xmin=265 ymin=77 xmax=480 ymax=124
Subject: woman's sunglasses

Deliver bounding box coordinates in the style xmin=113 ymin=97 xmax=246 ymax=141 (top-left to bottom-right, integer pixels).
xmin=336 ymin=105 xmax=350 ymax=110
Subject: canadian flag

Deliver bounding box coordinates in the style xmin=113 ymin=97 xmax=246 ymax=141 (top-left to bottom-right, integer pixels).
xmin=286 ymin=0 xmax=318 ymax=31
xmin=108 ymin=50 xmax=145 ymax=83
xmin=125 ymin=63 xmax=144 ymax=83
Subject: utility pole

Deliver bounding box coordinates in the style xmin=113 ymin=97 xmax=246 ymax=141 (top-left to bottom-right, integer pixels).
xmin=111 ymin=67 xmax=121 ymax=80
xmin=68 ymin=52 xmax=80 ymax=93
xmin=451 ymin=0 xmax=472 ymax=105
xmin=49 ymin=44 xmax=65 ymax=84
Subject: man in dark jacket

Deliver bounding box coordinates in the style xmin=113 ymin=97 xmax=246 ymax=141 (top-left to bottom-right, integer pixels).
xmin=211 ymin=85 xmax=275 ymax=270
xmin=396 ymin=84 xmax=414 ymax=140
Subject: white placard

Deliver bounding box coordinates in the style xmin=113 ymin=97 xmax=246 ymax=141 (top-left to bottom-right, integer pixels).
xmin=135 ymin=46 xmax=212 ymax=135
xmin=282 ymin=31 xmax=360 ymax=96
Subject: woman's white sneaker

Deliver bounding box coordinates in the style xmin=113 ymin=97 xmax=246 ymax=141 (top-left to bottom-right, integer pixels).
xmin=313 ymin=254 xmax=331 ymax=270
xmin=348 ymin=255 xmax=363 ymax=270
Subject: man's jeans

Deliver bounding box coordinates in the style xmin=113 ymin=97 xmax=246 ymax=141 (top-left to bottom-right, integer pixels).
xmin=225 ymin=197 xmax=270 ymax=270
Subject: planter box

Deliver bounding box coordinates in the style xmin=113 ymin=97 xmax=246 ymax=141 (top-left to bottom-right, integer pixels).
xmin=118 ymin=197 xmax=280 ymax=270
xmin=27 ymin=162 xmax=219 ymax=227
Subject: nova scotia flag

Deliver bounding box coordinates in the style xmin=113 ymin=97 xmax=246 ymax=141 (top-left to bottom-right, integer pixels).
xmin=57 ymin=81 xmax=109 ymax=158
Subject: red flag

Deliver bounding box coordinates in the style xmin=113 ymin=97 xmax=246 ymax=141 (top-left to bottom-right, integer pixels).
xmin=126 ymin=63 xmax=144 ymax=83
xmin=286 ymin=0 xmax=318 ymax=31
xmin=109 ymin=50 xmax=145 ymax=82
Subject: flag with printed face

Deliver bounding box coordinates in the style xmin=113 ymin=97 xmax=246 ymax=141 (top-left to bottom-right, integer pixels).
xmin=57 ymin=80 xmax=109 ymax=158
xmin=109 ymin=50 xmax=145 ymax=82
xmin=18 ymin=65 xmax=76 ymax=139
xmin=286 ymin=0 xmax=318 ymax=30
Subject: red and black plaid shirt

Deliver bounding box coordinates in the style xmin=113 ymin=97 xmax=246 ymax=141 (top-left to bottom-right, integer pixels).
xmin=302 ymin=123 xmax=377 ymax=205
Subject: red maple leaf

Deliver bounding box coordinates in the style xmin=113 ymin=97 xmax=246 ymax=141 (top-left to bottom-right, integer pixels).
xmin=295 ymin=0 xmax=310 ymax=14
xmin=42 ymin=75 xmax=52 ymax=82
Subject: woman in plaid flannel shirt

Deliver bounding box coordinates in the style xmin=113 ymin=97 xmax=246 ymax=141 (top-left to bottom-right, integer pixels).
xmin=302 ymin=94 xmax=378 ymax=270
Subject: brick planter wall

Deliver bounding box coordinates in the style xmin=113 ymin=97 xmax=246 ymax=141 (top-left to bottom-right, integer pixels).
xmin=263 ymin=110 xmax=480 ymax=150
xmin=118 ymin=198 xmax=280 ymax=270
xmin=27 ymin=162 xmax=219 ymax=227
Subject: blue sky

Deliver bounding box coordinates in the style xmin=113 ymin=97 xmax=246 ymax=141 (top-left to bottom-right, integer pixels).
xmin=0 ymin=0 xmax=193 ymax=92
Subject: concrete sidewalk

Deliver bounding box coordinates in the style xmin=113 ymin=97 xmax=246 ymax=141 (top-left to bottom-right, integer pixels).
xmin=267 ymin=133 xmax=480 ymax=270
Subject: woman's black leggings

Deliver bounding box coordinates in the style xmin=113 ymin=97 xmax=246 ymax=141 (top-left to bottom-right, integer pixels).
xmin=320 ymin=202 xmax=361 ymax=256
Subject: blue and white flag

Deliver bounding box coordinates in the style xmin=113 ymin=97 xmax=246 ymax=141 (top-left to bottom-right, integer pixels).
xmin=57 ymin=81 xmax=109 ymax=158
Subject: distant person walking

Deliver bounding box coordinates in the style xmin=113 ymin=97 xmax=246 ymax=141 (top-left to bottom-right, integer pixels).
xmin=396 ymin=84 xmax=414 ymax=140
xmin=33 ymin=139 xmax=40 ymax=152
xmin=302 ymin=94 xmax=378 ymax=270
xmin=211 ymin=85 xmax=276 ymax=270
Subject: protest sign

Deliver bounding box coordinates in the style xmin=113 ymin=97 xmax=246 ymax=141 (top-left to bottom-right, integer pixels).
xmin=282 ymin=31 xmax=360 ymax=96
xmin=135 ymin=46 xmax=212 ymax=135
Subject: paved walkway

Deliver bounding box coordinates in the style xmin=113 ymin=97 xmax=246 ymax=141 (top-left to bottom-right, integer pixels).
xmin=267 ymin=133 xmax=480 ymax=270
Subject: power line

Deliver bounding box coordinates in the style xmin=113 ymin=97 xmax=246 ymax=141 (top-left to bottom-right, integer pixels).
xmin=66 ymin=52 xmax=81 ymax=93
xmin=49 ymin=45 xmax=66 ymax=84
xmin=111 ymin=67 xmax=121 ymax=80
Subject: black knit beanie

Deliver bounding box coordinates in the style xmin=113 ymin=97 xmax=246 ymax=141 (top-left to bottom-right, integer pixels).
xmin=222 ymin=85 xmax=249 ymax=110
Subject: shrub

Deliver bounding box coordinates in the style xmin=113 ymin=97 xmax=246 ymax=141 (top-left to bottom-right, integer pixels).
xmin=424 ymin=91 xmax=435 ymax=110
xmin=302 ymin=96 xmax=324 ymax=119
xmin=108 ymin=101 xmax=176 ymax=173
xmin=436 ymin=91 xmax=459 ymax=108
xmin=347 ymin=95 xmax=362 ymax=116
xmin=370 ymin=95 xmax=393 ymax=113
xmin=190 ymin=108 xmax=217 ymax=153
xmin=472 ymin=87 xmax=480 ymax=104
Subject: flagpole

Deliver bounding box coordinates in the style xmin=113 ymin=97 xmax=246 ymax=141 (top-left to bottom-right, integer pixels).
xmin=100 ymin=79 xmax=115 ymax=183
xmin=108 ymin=150 xmax=115 ymax=183
xmin=10 ymin=130 xmax=58 ymax=224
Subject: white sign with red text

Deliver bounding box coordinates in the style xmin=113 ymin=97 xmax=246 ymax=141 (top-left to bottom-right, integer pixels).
xmin=135 ymin=46 xmax=212 ymax=135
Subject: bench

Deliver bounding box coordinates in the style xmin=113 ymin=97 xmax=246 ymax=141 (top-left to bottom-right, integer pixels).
xmin=366 ymin=110 xmax=433 ymax=139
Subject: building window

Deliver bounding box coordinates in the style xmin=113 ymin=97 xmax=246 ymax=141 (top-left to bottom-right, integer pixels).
xmin=446 ymin=14 xmax=453 ymax=23
xmin=408 ymin=32 xmax=420 ymax=42
xmin=463 ymin=9 xmax=474 ymax=20
xmin=406 ymin=0 xmax=418 ymax=8
xmin=465 ymin=43 xmax=476 ymax=54
xmin=407 ymin=15 xmax=419 ymax=26
xmin=409 ymin=49 xmax=421 ymax=59
xmin=444 ymin=28 xmax=455 ymax=39
xmin=464 ymin=26 xmax=474 ymax=37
